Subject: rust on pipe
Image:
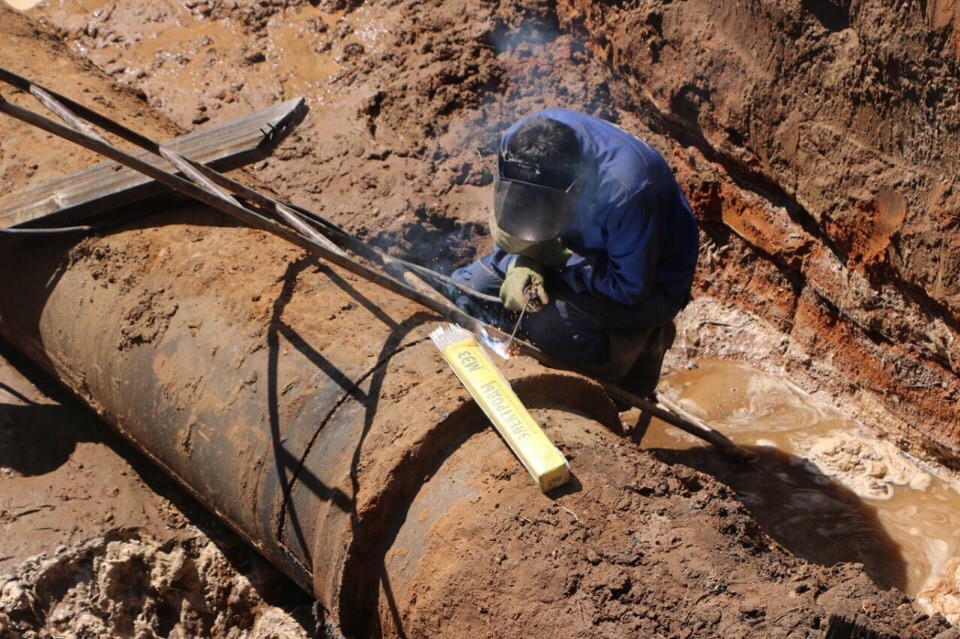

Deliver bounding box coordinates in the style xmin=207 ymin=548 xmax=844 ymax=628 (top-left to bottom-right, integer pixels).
xmin=0 ymin=207 xmax=624 ymax=636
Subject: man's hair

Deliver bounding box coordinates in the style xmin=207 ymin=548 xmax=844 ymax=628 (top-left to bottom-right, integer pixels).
xmin=503 ymin=117 xmax=581 ymax=187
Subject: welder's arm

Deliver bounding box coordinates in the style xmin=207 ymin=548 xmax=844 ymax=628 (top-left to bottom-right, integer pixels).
xmin=557 ymin=188 xmax=659 ymax=306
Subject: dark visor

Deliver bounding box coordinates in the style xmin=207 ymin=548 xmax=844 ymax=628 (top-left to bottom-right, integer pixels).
xmin=493 ymin=155 xmax=584 ymax=243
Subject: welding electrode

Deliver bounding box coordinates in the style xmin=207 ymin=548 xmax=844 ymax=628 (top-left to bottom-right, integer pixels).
xmin=505 ymin=285 xmax=540 ymax=354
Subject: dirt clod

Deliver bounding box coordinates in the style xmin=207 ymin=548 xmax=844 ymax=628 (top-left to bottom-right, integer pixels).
xmin=0 ymin=532 xmax=309 ymax=638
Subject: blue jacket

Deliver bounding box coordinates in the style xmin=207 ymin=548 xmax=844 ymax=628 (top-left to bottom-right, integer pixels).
xmin=500 ymin=108 xmax=699 ymax=326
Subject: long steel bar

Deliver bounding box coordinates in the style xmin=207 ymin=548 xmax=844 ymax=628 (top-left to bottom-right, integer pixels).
xmin=157 ymin=146 xmax=346 ymax=258
xmin=17 ymin=68 xmax=450 ymax=304
xmin=0 ymin=67 xmax=159 ymax=150
xmin=0 ymin=94 xmax=496 ymax=342
xmin=2 ymin=65 xmax=495 ymax=304
xmin=0 ymin=91 xmax=754 ymax=461
xmin=27 ymin=74 xmax=350 ymax=264
xmin=30 ymin=85 xmax=110 ymax=146
xmin=290 ymin=208 xmax=502 ymax=304
xmin=15 ymin=68 xmax=461 ymax=309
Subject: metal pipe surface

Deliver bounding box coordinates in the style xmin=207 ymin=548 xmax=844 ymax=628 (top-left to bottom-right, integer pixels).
xmin=0 ymin=210 xmax=623 ymax=635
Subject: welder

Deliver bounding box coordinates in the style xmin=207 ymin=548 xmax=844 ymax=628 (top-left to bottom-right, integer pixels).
xmin=451 ymin=108 xmax=699 ymax=399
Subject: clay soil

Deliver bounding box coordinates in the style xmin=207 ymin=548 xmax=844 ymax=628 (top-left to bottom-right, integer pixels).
xmin=0 ymin=342 xmax=315 ymax=637
xmin=1 ymin=0 xmax=960 ymax=636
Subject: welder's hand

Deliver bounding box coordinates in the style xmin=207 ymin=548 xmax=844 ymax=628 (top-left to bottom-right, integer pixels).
xmin=500 ymin=257 xmax=550 ymax=312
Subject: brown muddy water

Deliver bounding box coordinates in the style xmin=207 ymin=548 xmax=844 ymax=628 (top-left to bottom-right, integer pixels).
xmin=639 ymin=360 xmax=960 ymax=623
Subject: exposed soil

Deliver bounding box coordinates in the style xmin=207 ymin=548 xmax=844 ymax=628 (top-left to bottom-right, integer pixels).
xmin=639 ymin=360 xmax=960 ymax=623
xmin=1 ymin=532 xmax=309 ymax=638
xmin=0 ymin=10 xmax=314 ymax=635
xmin=0 ymin=344 xmax=172 ymax=568
xmin=376 ymin=402 xmax=956 ymax=638
xmin=1 ymin=0 xmax=960 ymax=636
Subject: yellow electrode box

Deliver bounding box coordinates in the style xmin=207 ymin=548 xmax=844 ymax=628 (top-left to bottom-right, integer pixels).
xmin=430 ymin=324 xmax=570 ymax=492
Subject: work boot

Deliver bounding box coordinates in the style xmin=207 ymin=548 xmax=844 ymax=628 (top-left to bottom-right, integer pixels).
xmin=616 ymin=321 xmax=677 ymax=399
xmin=592 ymin=322 xmax=676 ymax=444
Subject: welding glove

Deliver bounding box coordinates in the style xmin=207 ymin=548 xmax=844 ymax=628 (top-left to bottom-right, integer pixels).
xmin=500 ymin=256 xmax=550 ymax=312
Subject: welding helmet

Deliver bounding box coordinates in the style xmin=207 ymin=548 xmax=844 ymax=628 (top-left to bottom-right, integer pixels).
xmin=493 ymin=151 xmax=586 ymax=243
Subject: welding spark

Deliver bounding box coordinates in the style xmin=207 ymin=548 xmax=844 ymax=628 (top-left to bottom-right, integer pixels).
xmin=478 ymin=326 xmax=511 ymax=360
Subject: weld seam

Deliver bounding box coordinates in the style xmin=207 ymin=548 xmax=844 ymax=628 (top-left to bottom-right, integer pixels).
xmin=275 ymin=335 xmax=432 ymax=540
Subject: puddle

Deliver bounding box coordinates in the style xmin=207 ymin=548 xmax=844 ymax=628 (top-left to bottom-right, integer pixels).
xmin=267 ymin=7 xmax=343 ymax=100
xmin=4 ymin=0 xmax=42 ymax=10
xmin=639 ymin=359 xmax=960 ymax=623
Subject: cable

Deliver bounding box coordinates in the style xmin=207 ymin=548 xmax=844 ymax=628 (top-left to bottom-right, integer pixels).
xmin=0 ymin=224 xmax=93 ymax=235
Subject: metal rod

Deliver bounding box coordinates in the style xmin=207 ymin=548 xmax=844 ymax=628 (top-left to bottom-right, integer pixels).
xmin=0 ymin=96 xmax=428 ymax=302
xmin=158 ymin=147 xmax=237 ymax=201
xmin=30 ymin=85 xmax=110 ymax=146
xmin=0 ymin=93 xmax=489 ymax=337
xmin=275 ymin=205 xmax=449 ymax=303
xmin=154 ymin=163 xmax=468 ymax=305
xmin=0 ymin=67 xmax=158 ymax=150
xmin=159 ymin=146 xmax=347 ymax=258
xmin=0 ymin=91 xmax=754 ymax=461
xmin=20 ymin=76 xmax=350 ymax=265
xmin=3 ymin=68 xmax=464 ymax=309
xmin=0 ymin=224 xmax=92 ymax=235
xmin=29 ymin=81 xmax=348 ymax=264
xmin=1 ymin=64 xmax=498 ymax=305
xmin=505 ymin=294 xmax=532 ymax=354
xmin=293 ymin=209 xmax=502 ymax=304
xmin=273 ymin=203 xmax=347 ymax=257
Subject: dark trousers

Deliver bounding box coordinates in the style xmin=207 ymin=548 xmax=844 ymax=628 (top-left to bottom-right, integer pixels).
xmin=451 ymin=251 xmax=678 ymax=398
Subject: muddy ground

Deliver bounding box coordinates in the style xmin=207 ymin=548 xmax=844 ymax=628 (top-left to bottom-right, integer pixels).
xmin=1 ymin=0 xmax=960 ymax=636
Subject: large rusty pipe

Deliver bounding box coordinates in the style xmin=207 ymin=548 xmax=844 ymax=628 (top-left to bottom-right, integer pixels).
xmin=0 ymin=206 xmax=623 ymax=636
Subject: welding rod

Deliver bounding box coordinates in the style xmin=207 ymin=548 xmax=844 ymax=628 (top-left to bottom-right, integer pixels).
xmin=0 ymin=90 xmax=755 ymax=462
